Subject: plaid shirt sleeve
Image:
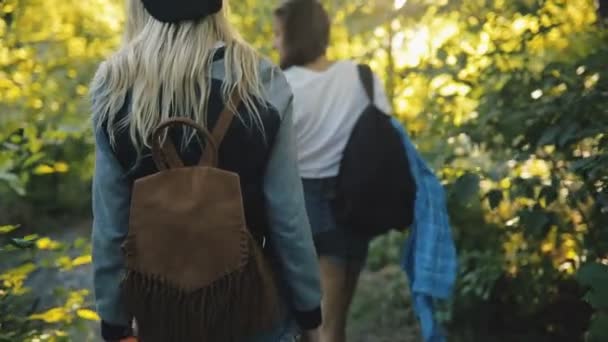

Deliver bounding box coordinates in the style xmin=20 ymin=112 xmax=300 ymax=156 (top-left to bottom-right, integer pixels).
xmin=390 ymin=117 xmax=458 ymax=342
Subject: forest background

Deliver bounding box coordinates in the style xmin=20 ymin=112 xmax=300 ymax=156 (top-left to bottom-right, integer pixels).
xmin=1 ymin=0 xmax=607 ymax=341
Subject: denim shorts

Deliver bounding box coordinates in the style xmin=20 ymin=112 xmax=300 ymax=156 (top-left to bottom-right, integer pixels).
xmin=301 ymin=178 xmax=371 ymax=268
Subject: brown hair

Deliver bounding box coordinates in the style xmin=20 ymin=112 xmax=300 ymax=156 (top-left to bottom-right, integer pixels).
xmin=274 ymin=0 xmax=330 ymax=69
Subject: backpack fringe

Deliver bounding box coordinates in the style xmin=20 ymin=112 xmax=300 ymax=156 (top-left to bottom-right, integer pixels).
xmin=122 ymin=236 xmax=280 ymax=342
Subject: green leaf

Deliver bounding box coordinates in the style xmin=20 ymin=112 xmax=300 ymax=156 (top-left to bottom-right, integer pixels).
xmin=9 ymin=239 xmax=35 ymax=249
xmin=536 ymin=126 xmax=560 ymax=147
xmin=486 ymin=189 xmax=503 ymax=209
xmin=437 ymin=48 xmax=448 ymax=61
xmin=538 ymin=186 xmax=558 ymax=206
xmin=73 ymin=237 xmax=88 ymax=249
xmin=452 ymin=173 xmax=480 ymax=204
xmin=22 ymin=153 xmax=45 ymax=168
xmin=570 ymin=157 xmax=597 ymax=174
xmin=0 ymin=172 xmax=26 ymax=196
xmin=588 ymin=312 xmax=608 ymax=342
xmin=520 ymin=209 xmax=550 ymax=238
xmin=577 ymin=262 xmax=608 ymax=309
xmin=557 ymin=122 xmax=579 ymax=147
xmin=9 ymin=235 xmax=38 ymax=249
xmin=511 ymin=177 xmax=536 ymax=199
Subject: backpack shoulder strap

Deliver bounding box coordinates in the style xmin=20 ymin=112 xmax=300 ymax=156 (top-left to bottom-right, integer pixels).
xmin=200 ymin=90 xmax=241 ymax=165
xmin=153 ymin=91 xmax=241 ymax=170
xmin=211 ymin=91 xmax=240 ymax=145
xmin=152 ymin=118 xmax=218 ymax=170
xmin=357 ymin=64 xmax=374 ymax=105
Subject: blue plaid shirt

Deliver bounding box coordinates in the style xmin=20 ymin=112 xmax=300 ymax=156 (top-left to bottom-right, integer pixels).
xmin=391 ymin=118 xmax=458 ymax=342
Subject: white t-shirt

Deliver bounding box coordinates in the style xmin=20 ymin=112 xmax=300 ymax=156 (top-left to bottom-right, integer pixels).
xmin=284 ymin=60 xmax=392 ymax=179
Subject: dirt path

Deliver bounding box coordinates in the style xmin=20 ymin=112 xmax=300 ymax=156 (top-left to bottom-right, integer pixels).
xmin=28 ymin=220 xmax=421 ymax=341
xmin=348 ymin=265 xmax=422 ymax=342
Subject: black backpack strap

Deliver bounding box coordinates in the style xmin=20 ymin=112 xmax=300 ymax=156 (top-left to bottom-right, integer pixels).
xmin=357 ymin=64 xmax=374 ymax=105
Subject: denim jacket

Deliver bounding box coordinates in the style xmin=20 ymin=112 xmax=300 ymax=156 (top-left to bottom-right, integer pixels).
xmin=391 ymin=118 xmax=458 ymax=342
xmin=91 ymin=56 xmax=322 ymax=341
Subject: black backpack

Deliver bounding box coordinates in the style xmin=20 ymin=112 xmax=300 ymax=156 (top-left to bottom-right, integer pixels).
xmin=333 ymin=64 xmax=416 ymax=238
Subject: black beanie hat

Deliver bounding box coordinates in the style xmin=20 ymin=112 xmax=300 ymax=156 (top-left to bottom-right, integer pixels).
xmin=140 ymin=0 xmax=222 ymax=23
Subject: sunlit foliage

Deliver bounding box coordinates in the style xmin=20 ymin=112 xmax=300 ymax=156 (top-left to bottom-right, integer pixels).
xmin=0 ymin=0 xmax=606 ymax=340
xmin=0 ymin=225 xmax=96 ymax=341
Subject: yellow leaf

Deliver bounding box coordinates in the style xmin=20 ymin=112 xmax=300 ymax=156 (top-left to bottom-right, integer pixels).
xmin=28 ymin=140 xmax=42 ymax=154
xmin=56 ymin=256 xmax=73 ymax=270
xmin=36 ymin=237 xmax=61 ymax=250
xmin=54 ymin=330 xmax=68 ymax=337
xmin=12 ymin=71 xmax=26 ymax=84
xmin=0 ymin=224 xmax=18 ymax=234
xmin=3 ymin=4 xmax=15 ymax=13
xmin=76 ymin=85 xmax=88 ymax=95
xmin=72 ymin=254 xmax=92 ymax=267
xmin=1 ymin=262 xmax=36 ymax=294
xmin=29 ymin=307 xmax=70 ymax=323
xmin=76 ymin=309 xmax=100 ymax=321
xmin=31 ymin=98 xmax=43 ymax=109
xmin=34 ymin=164 xmax=55 ymax=175
xmin=66 ymin=289 xmax=89 ymax=308
xmin=23 ymin=234 xmax=39 ymax=241
xmin=53 ymin=162 xmax=69 ymax=173
xmin=0 ymin=263 xmax=36 ymax=281
xmin=50 ymin=102 xmax=60 ymax=112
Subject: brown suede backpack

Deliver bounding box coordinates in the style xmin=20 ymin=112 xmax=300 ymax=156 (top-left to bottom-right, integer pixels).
xmin=121 ymin=94 xmax=279 ymax=342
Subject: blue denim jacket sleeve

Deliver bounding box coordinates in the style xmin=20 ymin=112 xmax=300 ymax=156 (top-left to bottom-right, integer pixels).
xmin=92 ymin=125 xmax=132 ymax=327
xmin=263 ymin=95 xmax=322 ymax=326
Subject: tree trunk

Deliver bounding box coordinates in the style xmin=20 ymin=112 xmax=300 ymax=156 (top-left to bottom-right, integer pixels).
xmin=599 ymin=0 xmax=608 ymax=20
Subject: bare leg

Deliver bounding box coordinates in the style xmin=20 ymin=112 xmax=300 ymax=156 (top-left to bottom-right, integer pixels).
xmin=318 ymin=256 xmax=362 ymax=342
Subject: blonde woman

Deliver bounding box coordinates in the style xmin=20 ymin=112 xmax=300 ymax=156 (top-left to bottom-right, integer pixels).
xmin=90 ymin=0 xmax=321 ymax=341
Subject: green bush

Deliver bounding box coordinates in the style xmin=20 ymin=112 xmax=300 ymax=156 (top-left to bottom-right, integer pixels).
xmin=1 ymin=0 xmax=607 ymax=340
xmin=577 ymin=262 xmax=608 ymax=342
xmin=0 ymin=225 xmax=97 ymax=342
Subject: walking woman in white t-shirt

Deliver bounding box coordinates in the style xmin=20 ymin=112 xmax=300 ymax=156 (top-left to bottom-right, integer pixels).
xmin=273 ymin=1 xmax=393 ymax=341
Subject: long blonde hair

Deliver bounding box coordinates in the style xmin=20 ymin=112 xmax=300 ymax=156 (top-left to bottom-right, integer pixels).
xmin=91 ymin=0 xmax=266 ymax=151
